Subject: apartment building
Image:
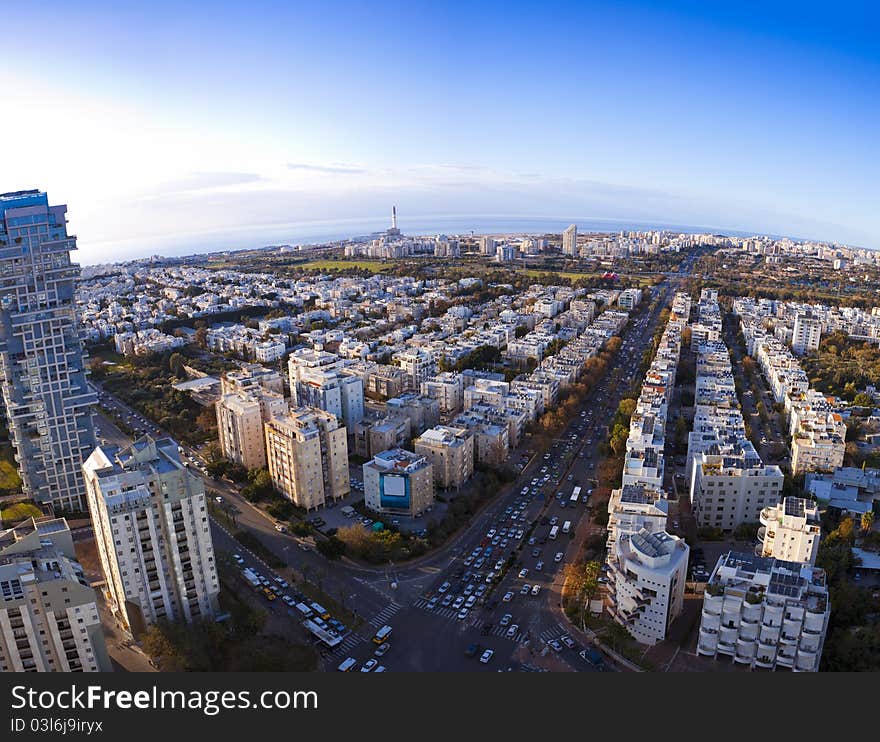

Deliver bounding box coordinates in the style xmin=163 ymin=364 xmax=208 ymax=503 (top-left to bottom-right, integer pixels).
xmin=757 ymin=498 xmax=821 ymax=565
xmin=617 ymin=288 xmax=643 ymax=311
xmin=363 ymin=448 xmax=434 ymax=516
xmin=287 ymin=348 xmax=364 ymax=426
xmin=393 ymin=349 xmax=437 ymax=391
xmin=82 ymin=437 xmax=220 ymax=635
xmin=697 ymin=552 xmax=830 ymax=671
xmin=606 ymin=484 xmax=670 ymax=554
xmin=0 ymin=517 xmax=111 ymax=672
xmin=562 ymin=224 xmax=578 ymax=256
xmin=216 ymin=388 xmax=287 ymax=470
xmin=352 ymin=414 xmax=411 ymax=459
xmin=421 ymin=371 xmax=465 ymax=414
xmin=791 ymin=314 xmax=822 ymax=355
xmin=413 ymin=425 xmax=475 ymax=490
xmin=386 ymin=393 xmax=440 ymax=437
xmin=221 ymin=363 xmax=285 ymax=396
xmin=607 ymin=529 xmax=689 ymax=645
xmin=264 ymin=407 xmax=349 ymax=510
xmin=0 ymin=190 xmax=98 ymax=510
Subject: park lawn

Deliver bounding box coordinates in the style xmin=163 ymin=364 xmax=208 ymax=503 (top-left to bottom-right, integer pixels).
xmin=296 ymin=259 xmax=391 ymax=273
xmin=517 ymin=268 xmax=657 ymax=286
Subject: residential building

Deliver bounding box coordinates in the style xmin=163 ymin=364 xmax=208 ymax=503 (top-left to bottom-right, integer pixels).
xmin=562 ymin=224 xmax=577 ymax=256
xmin=617 ymin=288 xmax=643 ymax=311
xmin=0 ymin=516 xmax=111 ymax=672
xmin=264 ymin=407 xmax=349 ymax=510
xmin=216 ymin=389 xmax=286 ymax=470
xmin=607 ymin=529 xmax=689 ymax=645
xmin=757 ymin=498 xmax=821 ymax=565
xmin=606 ymin=485 xmax=670 ymax=554
xmin=413 ymin=425 xmax=474 ymax=490
xmin=363 ymin=448 xmax=434 ymax=516
xmin=792 ymin=314 xmax=822 ymax=355
xmin=697 ymin=552 xmax=830 ymax=671
xmin=0 ymin=190 xmax=98 ymax=510
xmin=82 ymin=437 xmax=220 ymax=635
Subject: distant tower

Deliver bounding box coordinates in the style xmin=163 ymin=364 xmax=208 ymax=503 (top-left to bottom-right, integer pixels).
xmin=387 ymin=205 xmax=401 ymax=237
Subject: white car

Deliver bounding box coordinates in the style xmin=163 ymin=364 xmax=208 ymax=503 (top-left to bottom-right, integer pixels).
xmin=518 ymin=568 xmax=529 ymax=578
xmin=452 ymin=596 xmax=465 ymax=609
xmin=480 ymin=649 xmax=494 ymax=664
xmin=232 ymin=554 xmax=244 ymax=565
xmin=502 ymin=591 xmax=514 ymax=602
xmin=554 ymin=552 xmax=564 ymax=563
xmin=505 ymin=624 xmax=519 ymax=638
xmin=531 ymin=585 xmax=541 ymax=596
xmin=360 ymin=659 xmax=378 ymax=672
xmin=438 ymin=581 xmax=451 ymax=593
xmin=457 ymin=608 xmax=469 ymax=620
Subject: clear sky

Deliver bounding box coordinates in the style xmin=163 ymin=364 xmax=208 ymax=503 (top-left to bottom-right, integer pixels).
xmin=2 ymin=1 xmax=878 ymax=263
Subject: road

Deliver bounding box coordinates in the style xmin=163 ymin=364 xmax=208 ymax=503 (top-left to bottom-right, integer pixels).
xmin=87 ymin=276 xmax=681 ymax=671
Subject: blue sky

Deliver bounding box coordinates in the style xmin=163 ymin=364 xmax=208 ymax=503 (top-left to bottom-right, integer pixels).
xmin=2 ymin=1 xmax=878 ymax=262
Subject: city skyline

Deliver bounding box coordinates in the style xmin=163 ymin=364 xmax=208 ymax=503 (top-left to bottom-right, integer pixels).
xmin=2 ymin=1 xmax=878 ymax=263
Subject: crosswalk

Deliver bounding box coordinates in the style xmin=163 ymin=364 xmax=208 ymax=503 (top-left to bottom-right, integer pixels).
xmin=326 ymin=632 xmax=366 ymax=658
xmin=539 ymin=624 xmax=569 ymax=644
xmin=367 ymin=601 xmax=402 ymax=629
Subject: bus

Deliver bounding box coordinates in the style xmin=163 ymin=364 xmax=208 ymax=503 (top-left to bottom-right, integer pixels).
xmin=373 ymin=624 xmax=393 ymax=644
xmin=570 ymin=486 xmax=581 ymax=504
xmin=562 ymin=520 xmax=572 ymax=535
xmin=549 ymin=525 xmax=559 ymax=540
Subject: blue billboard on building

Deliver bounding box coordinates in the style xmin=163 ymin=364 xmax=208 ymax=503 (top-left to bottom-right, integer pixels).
xmin=379 ymin=473 xmax=410 ymax=510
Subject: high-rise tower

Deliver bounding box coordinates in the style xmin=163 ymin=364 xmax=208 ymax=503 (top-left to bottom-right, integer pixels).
xmin=0 ymin=190 xmax=97 ymax=511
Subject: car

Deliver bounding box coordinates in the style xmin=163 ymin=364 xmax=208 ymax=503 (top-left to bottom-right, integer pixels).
xmin=426 ymin=596 xmax=439 ymax=610
xmin=506 ymin=624 xmax=519 ymax=638
xmin=232 ymin=554 xmax=244 ymax=565
xmin=463 ymin=556 xmax=474 ymax=566
xmin=561 ymin=635 xmax=576 ymax=649
xmin=374 ymin=643 xmax=391 ymax=657
xmin=550 ymin=516 xmax=559 ymax=526
xmin=474 ymin=558 xmax=485 ymax=569
xmin=597 ymin=576 xmax=609 ymax=584
xmin=531 ymin=548 xmax=541 ymax=558
xmin=499 ymin=613 xmax=513 ymax=627
xmin=274 ymin=577 xmax=289 ymax=588
xmin=214 ymin=496 xmax=224 ymax=504
xmin=548 ymin=639 xmax=563 ymax=651
xmin=518 ymin=568 xmax=529 ymax=578
xmin=494 ymin=559 xmax=505 ymax=571
xmin=441 ymin=594 xmax=454 ymax=607
xmin=485 ymin=572 xmax=497 ymax=583
xmin=360 ymin=659 xmax=378 ymax=672
xmin=474 ymin=584 xmax=488 ymax=597
xmin=282 ymin=595 xmax=296 ymax=606
xmin=520 ymin=584 xmax=531 ymax=595
xmin=452 ymin=596 xmax=465 ymax=609
xmin=535 ymin=561 xmax=544 ymax=572
xmin=274 ymin=524 xmax=287 ymax=533
xmin=502 ymin=591 xmax=514 ymax=602
xmin=554 ymin=552 xmax=564 ymax=562
xmin=438 ymin=581 xmax=451 ymax=593
xmin=531 ymin=585 xmax=541 ymax=596
xmin=463 ymin=583 xmax=475 ymax=596
xmin=480 ymin=649 xmax=494 ymax=664
xmin=528 ymin=536 xmax=537 ymax=546
xmin=465 ymin=595 xmax=477 ymax=608
xmin=457 ymin=608 xmax=469 ymax=620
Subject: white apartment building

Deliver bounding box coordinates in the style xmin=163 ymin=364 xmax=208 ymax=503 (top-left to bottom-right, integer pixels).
xmin=363 ymin=448 xmax=434 ymax=516
xmin=0 ymin=517 xmax=112 ymax=672
xmin=606 ymin=485 xmax=670 ymax=554
xmin=82 ymin=437 xmax=220 ymax=635
xmin=791 ymin=424 xmax=846 ymax=475
xmin=221 ymin=363 xmax=285 ymax=396
xmin=757 ymin=498 xmax=821 ymax=565
xmin=413 ymin=425 xmax=474 ymax=490
xmin=617 ymin=288 xmax=643 ymax=311
xmin=394 ymin=349 xmax=437 ymax=391
xmin=216 ymin=389 xmax=287 ymax=470
xmin=607 ymin=529 xmax=689 ymax=646
xmin=421 ymin=371 xmax=465 ymax=414
xmin=288 ymin=348 xmax=365 ymax=426
xmin=697 ymin=552 xmax=830 ymax=671
xmin=562 ymin=224 xmax=577 ymax=256
xmin=792 ymin=314 xmax=822 ymax=355
xmin=264 ymin=407 xmax=349 ymax=511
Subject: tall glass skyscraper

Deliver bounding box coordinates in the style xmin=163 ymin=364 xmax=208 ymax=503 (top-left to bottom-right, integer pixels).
xmin=0 ymin=190 xmax=96 ymax=511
